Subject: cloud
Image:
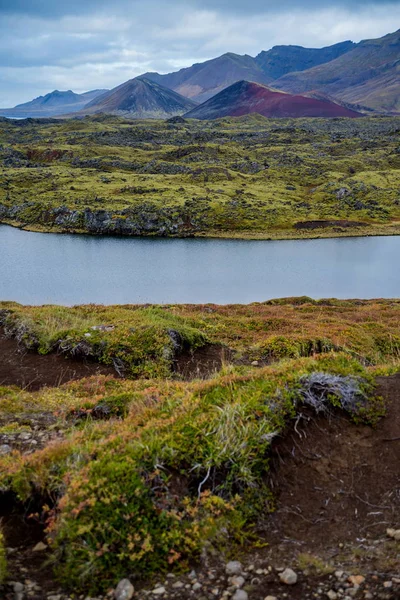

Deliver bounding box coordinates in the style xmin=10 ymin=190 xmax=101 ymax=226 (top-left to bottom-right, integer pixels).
xmin=0 ymin=0 xmax=399 ymax=106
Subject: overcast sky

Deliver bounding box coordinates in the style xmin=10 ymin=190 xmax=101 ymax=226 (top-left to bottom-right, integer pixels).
xmin=1 ymin=0 xmax=399 ymax=107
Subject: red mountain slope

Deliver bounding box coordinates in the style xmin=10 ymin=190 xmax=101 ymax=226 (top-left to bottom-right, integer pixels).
xmin=185 ymin=80 xmax=362 ymax=120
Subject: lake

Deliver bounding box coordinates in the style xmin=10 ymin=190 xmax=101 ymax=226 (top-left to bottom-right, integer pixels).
xmin=0 ymin=224 xmax=399 ymax=305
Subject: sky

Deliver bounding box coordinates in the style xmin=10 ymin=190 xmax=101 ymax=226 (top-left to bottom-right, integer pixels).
xmin=1 ymin=0 xmax=400 ymax=107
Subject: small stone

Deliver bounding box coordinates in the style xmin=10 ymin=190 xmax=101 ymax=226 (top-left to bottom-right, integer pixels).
xmin=13 ymin=583 xmax=24 ymax=593
xmin=327 ymin=591 xmax=338 ymax=600
xmin=264 ymin=597 xmax=277 ymax=600
xmin=172 ymin=582 xmax=184 ymax=589
xmin=255 ymin=569 xmax=264 ymax=575
xmin=386 ymin=528 xmax=400 ymax=541
xmin=226 ymin=561 xmax=243 ymax=576
xmin=115 ymin=579 xmax=134 ymax=600
xmin=348 ymin=576 xmax=365 ymax=587
xmin=364 ymin=593 xmax=373 ymax=600
xmin=152 ymin=587 xmax=166 ymax=596
xmin=230 ymin=576 xmax=245 ymax=589
xmin=0 ymin=444 xmax=11 ymax=455
xmin=335 ymin=571 xmax=344 ymax=580
xmin=279 ymin=568 xmax=298 ymax=586
xmin=47 ymin=596 xmax=62 ymax=600
xmin=32 ymin=541 xmax=47 ymax=552
xmin=189 ymin=570 xmax=197 ymax=580
xmin=251 ymin=361 xmax=259 ymax=366
xmin=231 ymin=591 xmax=248 ymax=600
xmin=383 ymin=581 xmax=393 ymax=589
xmin=192 ymin=583 xmax=202 ymax=591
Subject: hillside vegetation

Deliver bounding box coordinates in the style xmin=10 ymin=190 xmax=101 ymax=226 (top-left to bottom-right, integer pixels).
xmin=0 ymin=114 xmax=400 ymax=239
xmin=2 ymin=297 xmax=400 ymax=594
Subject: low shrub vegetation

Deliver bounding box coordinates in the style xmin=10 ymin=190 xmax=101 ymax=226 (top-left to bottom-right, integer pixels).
xmin=0 ymin=352 xmax=387 ymax=593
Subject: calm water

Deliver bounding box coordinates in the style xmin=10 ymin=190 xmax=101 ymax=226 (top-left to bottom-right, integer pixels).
xmin=0 ymin=224 xmax=399 ymax=305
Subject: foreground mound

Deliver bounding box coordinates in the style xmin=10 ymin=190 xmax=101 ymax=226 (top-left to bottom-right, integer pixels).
xmin=0 ymin=352 xmax=390 ymax=595
xmin=184 ymin=80 xmax=362 ymax=120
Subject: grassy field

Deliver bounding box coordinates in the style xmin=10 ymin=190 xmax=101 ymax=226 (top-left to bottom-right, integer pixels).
xmin=0 ymin=114 xmax=400 ymax=238
xmin=1 ymin=298 xmax=399 ymax=592
xmin=2 ymin=298 xmax=400 ymax=377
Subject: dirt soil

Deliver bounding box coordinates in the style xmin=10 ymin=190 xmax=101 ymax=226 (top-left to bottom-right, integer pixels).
xmin=0 ymin=327 xmax=115 ymax=390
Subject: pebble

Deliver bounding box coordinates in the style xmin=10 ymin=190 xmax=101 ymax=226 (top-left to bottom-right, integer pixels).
xmin=279 ymin=568 xmax=298 ymax=586
xmin=152 ymin=587 xmax=166 ymax=595
xmin=231 ymin=591 xmax=248 ymax=600
xmin=13 ymin=583 xmax=24 ymax=593
xmin=114 ymin=580 xmax=134 ymax=600
xmin=192 ymin=582 xmax=202 ymax=591
xmin=327 ymin=591 xmax=338 ymax=600
xmin=386 ymin=528 xmax=400 ymax=541
xmin=348 ymin=576 xmax=365 ymax=587
xmin=226 ymin=561 xmax=243 ymax=576
xmin=335 ymin=571 xmax=344 ymax=580
xmin=383 ymin=581 xmax=393 ymax=589
xmin=230 ymin=576 xmax=245 ymax=588
xmin=32 ymin=541 xmax=47 ymax=552
xmin=172 ymin=582 xmax=184 ymax=589
xmin=264 ymin=597 xmax=277 ymax=600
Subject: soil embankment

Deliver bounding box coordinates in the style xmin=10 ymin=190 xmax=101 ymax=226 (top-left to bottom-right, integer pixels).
xmin=0 ymin=327 xmax=114 ymax=390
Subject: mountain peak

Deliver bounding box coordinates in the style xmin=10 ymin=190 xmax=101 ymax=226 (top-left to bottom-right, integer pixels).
xmin=80 ymin=76 xmax=197 ymax=118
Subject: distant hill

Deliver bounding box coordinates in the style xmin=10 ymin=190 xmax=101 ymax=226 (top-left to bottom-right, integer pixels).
xmin=80 ymin=77 xmax=197 ymax=118
xmin=273 ymin=29 xmax=400 ymax=112
xmin=143 ymin=53 xmax=272 ymax=103
xmin=0 ymin=89 xmax=107 ymax=118
xmin=254 ymin=41 xmax=355 ymax=79
xmin=184 ymin=80 xmax=362 ymax=120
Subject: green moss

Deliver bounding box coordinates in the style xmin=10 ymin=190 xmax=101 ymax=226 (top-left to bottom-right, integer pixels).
xmin=1 ymin=115 xmax=400 ymax=239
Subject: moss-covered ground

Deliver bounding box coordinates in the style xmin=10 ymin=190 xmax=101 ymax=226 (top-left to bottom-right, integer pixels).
xmin=1 ymin=114 xmax=400 ymax=238
xmin=0 ymin=298 xmax=399 ymax=593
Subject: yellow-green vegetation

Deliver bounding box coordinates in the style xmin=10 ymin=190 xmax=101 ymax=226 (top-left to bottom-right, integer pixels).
xmin=0 ymin=298 xmax=399 ymax=592
xmin=0 ymin=530 xmax=6 ymax=584
xmin=0 ymin=353 xmax=385 ymax=593
xmin=2 ymin=298 xmax=400 ymax=377
xmin=0 ymin=114 xmax=400 ymax=238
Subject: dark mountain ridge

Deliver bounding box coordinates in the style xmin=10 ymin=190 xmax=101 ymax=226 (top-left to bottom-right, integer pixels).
xmin=273 ymin=29 xmax=400 ymax=112
xmin=0 ymin=89 xmax=107 ymax=118
xmin=143 ymin=52 xmax=272 ymax=103
xmin=254 ymin=40 xmax=356 ymax=79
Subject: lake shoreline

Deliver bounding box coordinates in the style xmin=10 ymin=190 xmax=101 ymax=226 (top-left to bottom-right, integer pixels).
xmin=2 ymin=216 xmax=400 ymax=241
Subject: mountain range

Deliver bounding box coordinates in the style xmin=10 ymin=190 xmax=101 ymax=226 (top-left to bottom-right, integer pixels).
xmin=0 ymin=28 xmax=398 ymax=119
xmin=0 ymin=89 xmax=107 ymax=118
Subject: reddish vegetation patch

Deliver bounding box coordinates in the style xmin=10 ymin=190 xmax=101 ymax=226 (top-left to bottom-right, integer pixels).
xmin=0 ymin=327 xmax=115 ymax=390
xmin=294 ymin=220 xmax=369 ymax=230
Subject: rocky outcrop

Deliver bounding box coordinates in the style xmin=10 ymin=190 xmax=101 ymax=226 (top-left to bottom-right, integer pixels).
xmin=0 ymin=202 xmax=203 ymax=236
